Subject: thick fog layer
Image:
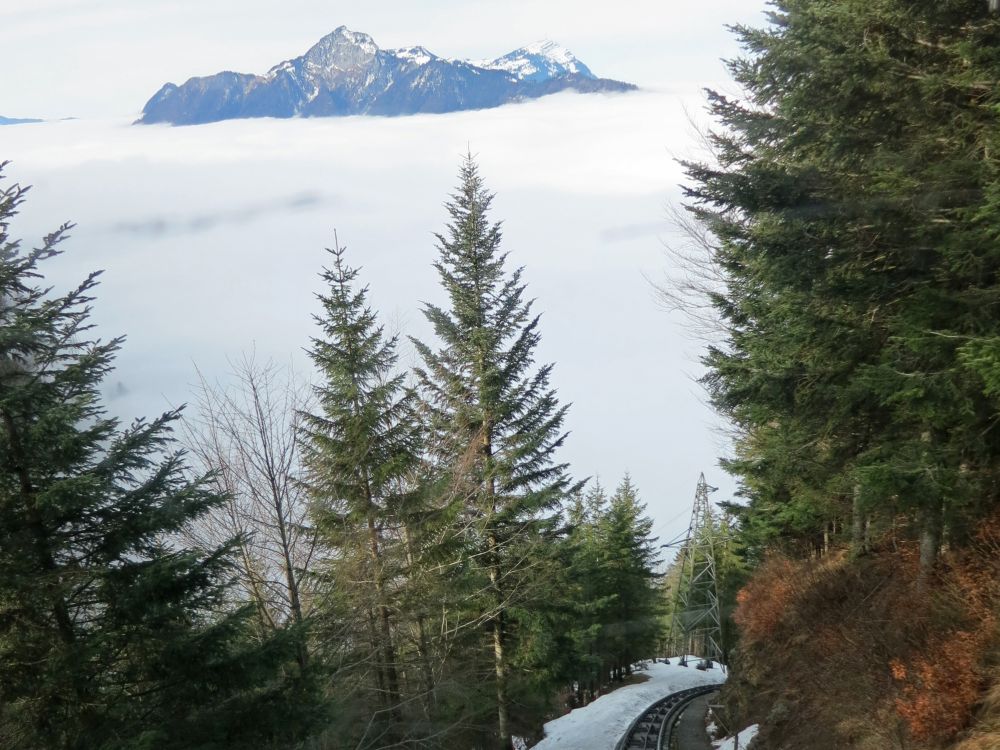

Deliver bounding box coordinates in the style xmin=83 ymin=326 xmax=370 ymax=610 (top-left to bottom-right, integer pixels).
xmin=2 ymin=89 xmax=737 ymax=549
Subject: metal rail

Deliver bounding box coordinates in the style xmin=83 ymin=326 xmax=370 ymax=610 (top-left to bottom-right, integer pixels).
xmin=614 ymin=684 xmax=721 ymax=750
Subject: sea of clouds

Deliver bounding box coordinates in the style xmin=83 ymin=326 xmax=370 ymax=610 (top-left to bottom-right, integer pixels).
xmin=2 ymin=88 xmax=734 ymax=543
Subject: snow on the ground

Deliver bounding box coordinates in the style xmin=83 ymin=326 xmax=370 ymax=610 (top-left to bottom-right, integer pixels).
xmin=532 ymin=658 xmax=726 ymax=750
xmin=713 ymin=724 xmax=758 ymax=750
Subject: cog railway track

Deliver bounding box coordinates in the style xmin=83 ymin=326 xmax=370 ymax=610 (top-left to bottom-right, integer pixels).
xmin=613 ymin=684 xmax=721 ymax=750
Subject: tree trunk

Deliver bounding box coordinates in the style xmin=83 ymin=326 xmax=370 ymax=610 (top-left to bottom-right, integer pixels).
xmin=413 ymin=615 xmax=434 ymax=717
xmin=367 ymin=608 xmax=387 ymax=707
xmin=489 ymin=535 xmax=511 ymax=749
xmin=251 ymin=368 xmax=307 ymax=646
xmin=368 ymin=513 xmax=402 ymax=722
xmin=851 ymin=483 xmax=868 ymax=555
xmin=274 ymin=494 xmax=307 ymax=668
xmin=918 ymin=500 xmax=942 ymax=587
xmin=482 ymin=410 xmax=510 ymax=749
xmin=237 ymin=539 xmax=279 ymax=634
xmin=403 ymin=523 xmax=435 ymax=716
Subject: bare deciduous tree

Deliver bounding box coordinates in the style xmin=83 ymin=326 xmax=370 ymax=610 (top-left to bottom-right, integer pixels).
xmin=181 ymin=354 xmax=316 ymax=657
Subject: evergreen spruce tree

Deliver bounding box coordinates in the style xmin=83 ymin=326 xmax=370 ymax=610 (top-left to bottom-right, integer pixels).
xmin=563 ymin=481 xmax=612 ymax=703
xmin=300 ymin=240 xmax=420 ymax=741
xmin=0 ymin=170 xmax=307 ymax=749
xmin=551 ymin=476 xmax=664 ymax=704
xmin=598 ymin=475 xmax=661 ymax=676
xmin=413 ymin=155 xmax=578 ymax=748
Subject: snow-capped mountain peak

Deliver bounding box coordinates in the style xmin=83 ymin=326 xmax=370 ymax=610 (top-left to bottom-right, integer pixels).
xmin=521 ymin=40 xmax=578 ymax=66
xmin=474 ymin=40 xmax=594 ymax=82
xmin=302 ymin=26 xmax=378 ymax=71
xmin=390 ymin=45 xmax=437 ymax=66
xmin=325 ymin=26 xmax=378 ymax=52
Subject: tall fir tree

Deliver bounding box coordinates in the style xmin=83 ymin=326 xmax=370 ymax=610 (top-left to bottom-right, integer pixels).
xmin=558 ymin=476 xmax=664 ymax=702
xmin=562 ymin=481 xmax=612 ymax=703
xmin=0 ymin=170 xmax=307 ymax=749
xmin=413 ymin=155 xmax=578 ymax=748
xmin=598 ymin=475 xmax=661 ymax=676
xmin=300 ymin=240 xmax=421 ymax=743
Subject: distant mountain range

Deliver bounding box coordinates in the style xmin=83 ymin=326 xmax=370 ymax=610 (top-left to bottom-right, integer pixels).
xmin=136 ymin=27 xmax=636 ymax=125
xmin=0 ymin=116 xmax=43 ymax=125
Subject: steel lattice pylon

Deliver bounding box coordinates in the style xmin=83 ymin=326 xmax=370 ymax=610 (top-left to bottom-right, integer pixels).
xmin=666 ymin=473 xmax=725 ymax=665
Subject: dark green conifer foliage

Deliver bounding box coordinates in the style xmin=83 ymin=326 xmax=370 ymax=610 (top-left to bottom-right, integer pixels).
xmin=685 ymin=1 xmax=1000 ymax=569
xmin=413 ymin=155 xmax=578 ymax=747
xmin=598 ymin=475 xmax=661 ymax=674
xmin=561 ymin=482 xmax=613 ymax=702
xmin=0 ymin=170 xmax=306 ymax=749
xmin=300 ymin=240 xmax=420 ymax=739
xmin=549 ymin=476 xmax=663 ymax=706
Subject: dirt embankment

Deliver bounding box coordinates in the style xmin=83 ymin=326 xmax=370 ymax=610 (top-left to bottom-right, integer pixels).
xmin=715 ymin=522 xmax=1000 ymax=750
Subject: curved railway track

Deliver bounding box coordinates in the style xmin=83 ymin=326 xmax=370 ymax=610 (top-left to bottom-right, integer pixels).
xmin=614 ymin=684 xmax=721 ymax=750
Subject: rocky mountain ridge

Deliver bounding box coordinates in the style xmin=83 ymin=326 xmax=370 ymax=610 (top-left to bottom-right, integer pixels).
xmin=137 ymin=27 xmax=635 ymax=125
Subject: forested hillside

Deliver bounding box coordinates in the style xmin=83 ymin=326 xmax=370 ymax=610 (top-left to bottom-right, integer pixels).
xmin=680 ymin=2 xmax=1000 ymax=748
